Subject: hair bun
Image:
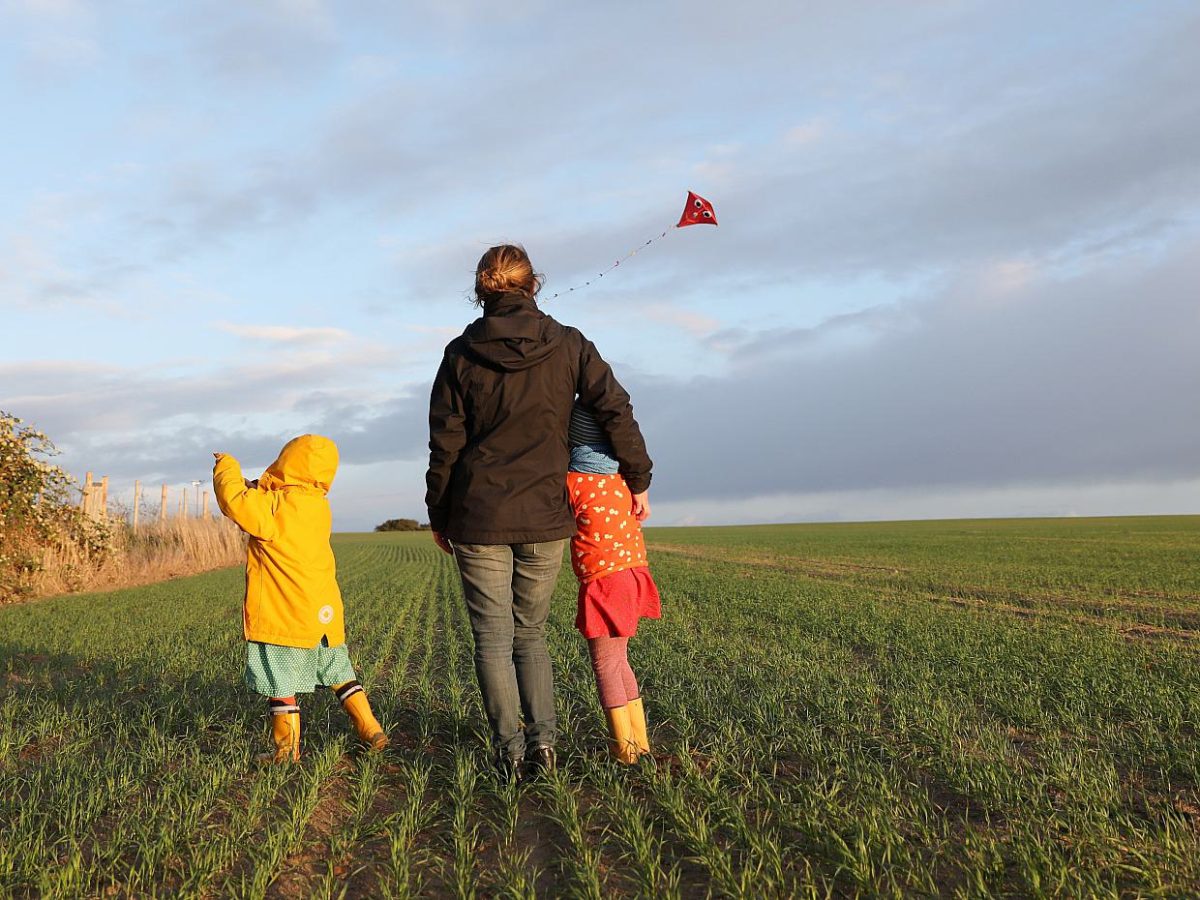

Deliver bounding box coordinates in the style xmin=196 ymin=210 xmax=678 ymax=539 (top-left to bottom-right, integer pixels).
xmin=475 ymin=244 xmax=543 ymax=306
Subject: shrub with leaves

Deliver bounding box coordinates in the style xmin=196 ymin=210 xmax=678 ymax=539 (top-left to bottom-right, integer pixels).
xmin=0 ymin=411 xmax=114 ymax=600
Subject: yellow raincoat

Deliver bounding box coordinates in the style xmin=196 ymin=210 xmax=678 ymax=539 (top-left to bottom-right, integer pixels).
xmin=213 ymin=435 xmax=345 ymax=648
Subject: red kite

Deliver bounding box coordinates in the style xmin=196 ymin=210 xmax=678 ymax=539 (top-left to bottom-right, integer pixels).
xmin=677 ymin=191 xmax=718 ymax=227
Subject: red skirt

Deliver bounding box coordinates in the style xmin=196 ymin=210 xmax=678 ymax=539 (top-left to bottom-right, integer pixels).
xmin=575 ymin=566 xmax=661 ymax=638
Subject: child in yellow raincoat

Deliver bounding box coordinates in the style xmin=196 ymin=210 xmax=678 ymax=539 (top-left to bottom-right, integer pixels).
xmin=213 ymin=434 xmax=388 ymax=763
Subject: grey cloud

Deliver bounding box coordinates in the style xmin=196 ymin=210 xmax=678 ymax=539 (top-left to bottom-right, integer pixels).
xmin=625 ymin=241 xmax=1200 ymax=502
xmin=43 ymin=1 xmax=1198 ymax=306
xmin=2 ymin=344 xmax=399 ymax=452
xmin=12 ymin=236 xmax=1197 ymax=515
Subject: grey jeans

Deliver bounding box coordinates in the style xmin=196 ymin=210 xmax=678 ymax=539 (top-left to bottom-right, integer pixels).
xmin=452 ymin=539 xmax=566 ymax=759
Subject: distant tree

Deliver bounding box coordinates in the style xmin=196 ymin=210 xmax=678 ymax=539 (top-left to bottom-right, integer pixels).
xmin=375 ymin=518 xmax=421 ymax=532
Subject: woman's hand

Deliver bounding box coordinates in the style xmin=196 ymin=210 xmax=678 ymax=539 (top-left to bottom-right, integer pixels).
xmin=631 ymin=491 xmax=651 ymax=522
xmin=432 ymin=531 xmax=454 ymax=555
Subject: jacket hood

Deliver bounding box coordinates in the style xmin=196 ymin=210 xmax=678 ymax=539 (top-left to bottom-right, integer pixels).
xmin=461 ymin=292 xmax=565 ymax=372
xmin=261 ymin=434 xmax=338 ymax=494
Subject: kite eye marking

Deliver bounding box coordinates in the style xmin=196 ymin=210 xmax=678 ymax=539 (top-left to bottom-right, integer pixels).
xmin=703 ymin=211 xmax=712 ymax=218
xmin=694 ymin=198 xmax=703 ymax=208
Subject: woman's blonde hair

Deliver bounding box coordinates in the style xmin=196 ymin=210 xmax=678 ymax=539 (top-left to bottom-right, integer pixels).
xmin=474 ymin=244 xmax=543 ymax=306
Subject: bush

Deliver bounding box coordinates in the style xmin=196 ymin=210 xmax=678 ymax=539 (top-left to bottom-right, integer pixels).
xmin=375 ymin=518 xmax=422 ymax=532
xmin=0 ymin=411 xmax=115 ymax=601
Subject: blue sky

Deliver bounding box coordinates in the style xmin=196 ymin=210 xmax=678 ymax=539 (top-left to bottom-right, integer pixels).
xmin=3 ymin=0 xmax=1199 ymax=529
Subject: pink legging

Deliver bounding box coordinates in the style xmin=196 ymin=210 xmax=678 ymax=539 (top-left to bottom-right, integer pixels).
xmin=588 ymin=635 xmax=640 ymax=709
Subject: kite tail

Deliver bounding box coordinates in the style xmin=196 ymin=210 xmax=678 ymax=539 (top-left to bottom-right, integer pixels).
xmin=544 ymin=228 xmax=672 ymax=301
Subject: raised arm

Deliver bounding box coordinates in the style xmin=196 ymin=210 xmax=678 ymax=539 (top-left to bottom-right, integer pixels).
xmin=576 ymin=337 xmax=653 ymax=495
xmin=213 ymin=453 xmax=279 ymax=540
xmin=425 ymin=349 xmax=468 ymax=537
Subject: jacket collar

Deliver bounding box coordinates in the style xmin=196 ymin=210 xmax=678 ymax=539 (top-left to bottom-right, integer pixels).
xmin=482 ymin=291 xmax=540 ymax=318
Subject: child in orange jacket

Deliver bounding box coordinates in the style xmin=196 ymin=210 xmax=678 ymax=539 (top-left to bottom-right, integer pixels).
xmin=213 ymin=434 xmax=388 ymax=763
xmin=566 ymin=405 xmax=661 ymax=763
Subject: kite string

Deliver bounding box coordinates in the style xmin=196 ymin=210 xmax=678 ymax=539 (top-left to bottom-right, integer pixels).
xmin=544 ymin=227 xmax=672 ymax=301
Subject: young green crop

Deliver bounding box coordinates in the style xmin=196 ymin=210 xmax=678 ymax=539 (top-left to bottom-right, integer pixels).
xmin=1 ymin=517 xmax=1197 ymax=896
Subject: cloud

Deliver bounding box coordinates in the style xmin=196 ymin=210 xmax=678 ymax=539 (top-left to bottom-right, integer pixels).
xmin=640 ymin=303 xmax=720 ymax=337
xmin=4 ymin=2 xmax=1200 ymax=529
xmin=168 ymin=0 xmax=338 ymax=84
xmin=1 ymin=338 xmax=405 ymax=461
xmin=55 ymin=228 xmax=1198 ymax=518
xmin=11 ymin=1 xmax=1193 ymax=313
xmin=214 ymin=322 xmax=352 ymax=344
xmin=0 ymin=234 xmax=144 ymax=311
xmin=626 ymin=238 xmax=1200 ymax=503
xmin=652 ymin=478 xmax=1200 ymax=528
xmin=24 ymin=32 xmax=98 ymax=67
xmin=2 ymin=0 xmax=99 ymax=76
xmin=783 ymin=119 xmax=827 ymax=146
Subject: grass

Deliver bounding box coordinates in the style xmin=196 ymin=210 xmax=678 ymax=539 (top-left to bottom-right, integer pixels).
xmin=1 ymin=516 xmax=1198 ymax=897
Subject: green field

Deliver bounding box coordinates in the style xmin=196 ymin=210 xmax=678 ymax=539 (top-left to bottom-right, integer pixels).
xmin=2 ymin=517 xmax=1199 ymax=898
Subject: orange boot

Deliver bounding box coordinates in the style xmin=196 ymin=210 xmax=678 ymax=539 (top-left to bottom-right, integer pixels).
xmin=626 ymin=696 xmax=650 ymax=757
xmin=259 ymin=698 xmax=300 ymax=764
xmin=333 ymin=681 xmax=388 ymax=751
xmin=604 ymin=704 xmax=639 ymax=765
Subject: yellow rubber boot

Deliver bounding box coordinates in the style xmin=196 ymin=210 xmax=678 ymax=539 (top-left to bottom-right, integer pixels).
xmin=259 ymin=703 xmax=300 ymax=764
xmin=626 ymin=697 xmax=650 ymax=757
xmin=604 ymin=704 xmax=639 ymax=765
xmin=334 ymin=681 xmax=388 ymax=751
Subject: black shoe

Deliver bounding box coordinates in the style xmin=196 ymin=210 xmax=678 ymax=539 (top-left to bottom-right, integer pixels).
xmin=524 ymin=745 xmax=556 ymax=778
xmin=496 ymin=753 xmax=524 ymax=785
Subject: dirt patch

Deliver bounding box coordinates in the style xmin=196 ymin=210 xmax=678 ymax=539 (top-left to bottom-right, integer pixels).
xmin=931 ymin=593 xmax=1200 ymax=646
xmin=267 ymin=765 xmax=354 ymax=899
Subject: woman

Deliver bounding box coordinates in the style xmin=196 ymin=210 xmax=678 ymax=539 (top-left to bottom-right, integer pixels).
xmin=426 ymin=244 xmax=652 ymax=782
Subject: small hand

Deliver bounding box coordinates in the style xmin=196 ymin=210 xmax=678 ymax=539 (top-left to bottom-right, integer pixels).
xmin=432 ymin=531 xmax=454 ymax=555
xmin=631 ymin=491 xmax=651 ymax=522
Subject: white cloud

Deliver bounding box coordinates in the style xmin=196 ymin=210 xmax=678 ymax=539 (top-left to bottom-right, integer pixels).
xmin=641 ymin=302 xmax=720 ymax=337
xmin=783 ymin=119 xmax=827 ymax=146
xmin=213 ymin=322 xmax=352 ymax=344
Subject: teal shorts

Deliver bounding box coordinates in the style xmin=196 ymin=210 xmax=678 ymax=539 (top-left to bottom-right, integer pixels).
xmin=244 ymin=638 xmax=358 ymax=698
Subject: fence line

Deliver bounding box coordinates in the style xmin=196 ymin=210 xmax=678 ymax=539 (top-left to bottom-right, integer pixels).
xmin=80 ymin=472 xmax=218 ymax=531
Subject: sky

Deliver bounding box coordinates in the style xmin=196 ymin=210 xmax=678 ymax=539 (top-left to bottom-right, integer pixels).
xmin=2 ymin=0 xmax=1198 ymax=530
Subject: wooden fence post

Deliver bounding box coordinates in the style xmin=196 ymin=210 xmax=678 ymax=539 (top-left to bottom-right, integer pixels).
xmin=202 ymin=490 xmax=211 ymax=520
xmin=160 ymin=484 xmax=168 ymax=522
xmin=132 ymin=480 xmax=142 ymax=532
xmin=99 ymin=476 xmax=109 ymax=519
xmin=81 ymin=471 xmax=94 ymax=513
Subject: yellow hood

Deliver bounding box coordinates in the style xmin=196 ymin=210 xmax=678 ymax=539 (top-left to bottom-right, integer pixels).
xmin=260 ymin=434 xmax=338 ymax=494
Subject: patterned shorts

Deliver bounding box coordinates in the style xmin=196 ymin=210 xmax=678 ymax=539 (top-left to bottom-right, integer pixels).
xmin=244 ymin=638 xmax=358 ymax=698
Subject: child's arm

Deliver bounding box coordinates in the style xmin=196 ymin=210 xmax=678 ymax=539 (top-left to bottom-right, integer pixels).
xmin=213 ymin=453 xmax=279 ymax=540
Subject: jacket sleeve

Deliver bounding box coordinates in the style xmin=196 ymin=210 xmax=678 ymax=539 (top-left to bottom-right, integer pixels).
xmin=575 ymin=336 xmax=653 ymax=494
xmin=426 ymin=349 xmax=468 ymax=532
xmin=213 ymin=454 xmax=279 ymax=540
